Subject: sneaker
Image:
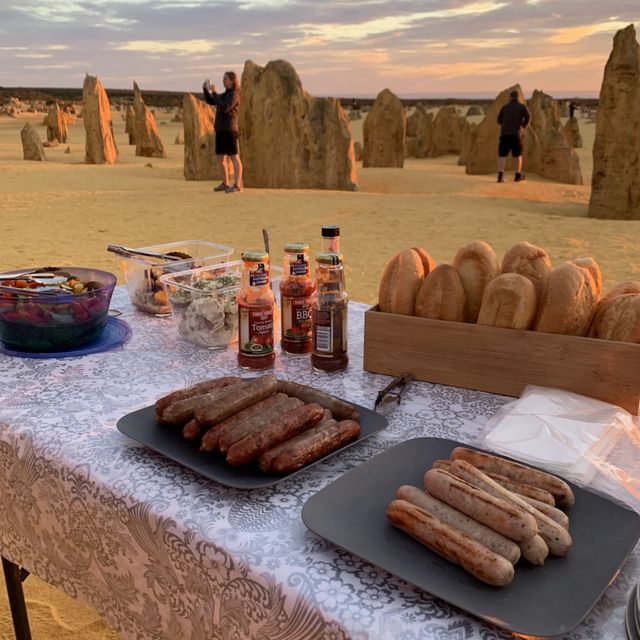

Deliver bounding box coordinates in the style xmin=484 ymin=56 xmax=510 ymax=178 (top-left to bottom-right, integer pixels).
xmin=497 ymin=172 xmax=504 ymax=183
xmin=514 ymin=173 xmax=526 ymax=182
xmin=226 ymin=184 xmax=242 ymax=193
xmin=213 ymin=182 xmax=228 ymax=192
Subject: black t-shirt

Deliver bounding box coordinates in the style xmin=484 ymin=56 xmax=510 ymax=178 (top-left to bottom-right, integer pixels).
xmin=497 ymin=100 xmax=530 ymax=136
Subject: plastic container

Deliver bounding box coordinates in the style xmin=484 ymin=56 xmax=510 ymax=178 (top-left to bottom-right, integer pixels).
xmin=0 ymin=267 xmax=116 ymax=352
xmin=118 ymin=240 xmax=233 ymax=315
xmin=161 ymin=260 xmax=282 ymax=349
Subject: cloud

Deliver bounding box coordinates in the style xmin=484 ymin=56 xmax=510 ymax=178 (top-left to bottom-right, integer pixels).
xmin=547 ymin=20 xmax=631 ymax=44
xmin=113 ymin=38 xmax=215 ymax=54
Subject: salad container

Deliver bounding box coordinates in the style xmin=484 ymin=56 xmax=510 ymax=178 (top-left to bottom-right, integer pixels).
xmin=118 ymin=240 xmax=234 ymax=315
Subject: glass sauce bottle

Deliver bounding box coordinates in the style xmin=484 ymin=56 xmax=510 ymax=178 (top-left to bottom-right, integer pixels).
xmin=311 ymin=252 xmax=348 ymax=372
xmin=280 ymin=243 xmax=315 ymax=355
xmin=322 ymin=225 xmax=340 ymax=253
xmin=237 ymin=251 xmax=276 ymax=369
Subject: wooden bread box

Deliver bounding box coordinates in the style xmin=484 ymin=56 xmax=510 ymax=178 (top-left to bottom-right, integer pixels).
xmin=363 ymin=306 xmax=640 ymax=415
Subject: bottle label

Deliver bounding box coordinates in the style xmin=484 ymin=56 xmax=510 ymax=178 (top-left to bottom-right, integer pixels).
xmin=239 ymin=305 xmax=274 ymax=356
xmin=282 ymin=295 xmax=312 ymax=342
xmin=313 ymin=305 xmax=347 ymax=354
xmin=249 ymin=263 xmax=269 ymax=287
xmin=289 ymin=255 xmax=309 ymax=277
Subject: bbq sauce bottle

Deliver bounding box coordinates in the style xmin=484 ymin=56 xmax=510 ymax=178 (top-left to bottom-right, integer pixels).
xmin=311 ymin=252 xmax=348 ymax=373
xmin=237 ymin=251 xmax=275 ymax=369
xmin=280 ymin=243 xmax=316 ymax=355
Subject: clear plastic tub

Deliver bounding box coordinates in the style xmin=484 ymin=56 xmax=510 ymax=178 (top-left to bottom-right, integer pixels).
xmin=118 ymin=240 xmax=234 ymax=315
xmin=161 ymin=260 xmax=282 ymax=349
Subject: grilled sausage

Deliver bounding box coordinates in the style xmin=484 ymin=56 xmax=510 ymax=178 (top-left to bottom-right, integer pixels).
xmin=258 ymin=418 xmax=337 ymax=473
xmin=159 ymin=380 xmax=248 ymax=426
xmin=217 ymin=397 xmax=303 ymax=454
xmin=195 ymin=375 xmax=278 ymax=427
xmin=182 ymin=418 xmax=203 ymax=441
xmin=226 ymin=403 xmax=325 ymax=467
xmin=268 ymin=419 xmax=360 ymax=474
xmin=387 ymin=500 xmax=515 ymax=587
xmin=423 ymin=469 xmax=538 ymax=542
xmin=155 ymin=376 xmax=241 ymax=419
xmin=450 ymin=447 xmax=574 ymax=508
xmin=521 ymin=496 xmax=569 ymax=529
xmin=518 ymin=535 xmax=549 ymax=565
xmin=396 ymin=486 xmax=521 ymax=564
xmin=200 ymin=393 xmax=289 ymax=453
xmin=275 ymin=380 xmax=360 ymax=421
xmin=449 ymin=459 xmax=572 ymax=556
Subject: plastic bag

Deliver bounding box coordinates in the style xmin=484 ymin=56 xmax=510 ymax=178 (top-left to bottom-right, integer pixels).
xmin=475 ymin=385 xmax=640 ymax=513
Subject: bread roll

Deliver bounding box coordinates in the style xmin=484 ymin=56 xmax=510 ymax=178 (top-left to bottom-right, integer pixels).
xmin=412 ymin=247 xmax=436 ymax=277
xmin=500 ymin=241 xmax=551 ymax=299
xmin=453 ymin=241 xmax=499 ymax=322
xmin=378 ymin=249 xmax=425 ymax=315
xmin=571 ymin=257 xmax=602 ymax=297
xmin=414 ymin=264 xmax=465 ymax=321
xmin=535 ymin=262 xmax=598 ymax=336
xmin=603 ymin=280 xmax=640 ymax=302
xmin=590 ymin=294 xmax=640 ymax=343
xmin=477 ymin=273 xmax=537 ymax=330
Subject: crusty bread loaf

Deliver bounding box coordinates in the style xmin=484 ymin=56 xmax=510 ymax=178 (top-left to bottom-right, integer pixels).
xmin=414 ymin=264 xmax=466 ymax=321
xmin=378 ymin=249 xmax=425 ymax=315
xmin=571 ymin=257 xmax=602 ymax=297
xmin=477 ymin=273 xmax=537 ymax=329
xmin=535 ymin=262 xmax=598 ymax=336
xmin=412 ymin=247 xmax=436 ymax=277
xmin=500 ymin=241 xmax=551 ymax=299
xmin=603 ymin=280 xmax=640 ymax=302
xmin=453 ymin=241 xmax=499 ymax=322
xmin=590 ymin=294 xmax=640 ymax=343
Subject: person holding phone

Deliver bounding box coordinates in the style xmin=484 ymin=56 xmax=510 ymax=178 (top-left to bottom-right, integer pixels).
xmin=203 ymin=71 xmax=242 ymax=193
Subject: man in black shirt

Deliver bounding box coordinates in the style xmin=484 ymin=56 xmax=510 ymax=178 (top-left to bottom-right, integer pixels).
xmin=497 ymin=90 xmax=531 ymax=183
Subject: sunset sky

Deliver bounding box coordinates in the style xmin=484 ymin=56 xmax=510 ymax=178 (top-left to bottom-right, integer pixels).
xmin=0 ymin=0 xmax=638 ymax=97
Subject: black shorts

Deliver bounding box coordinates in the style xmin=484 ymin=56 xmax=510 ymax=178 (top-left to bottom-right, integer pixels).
xmin=498 ymin=134 xmax=523 ymax=158
xmin=215 ymin=130 xmax=239 ymax=156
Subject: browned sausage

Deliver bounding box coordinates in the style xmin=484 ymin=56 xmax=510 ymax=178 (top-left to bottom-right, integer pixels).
xmin=195 ymin=375 xmax=278 ymax=427
xmin=269 ymin=419 xmax=361 ymax=474
xmin=159 ymin=380 xmax=248 ymax=426
xmin=275 ymin=380 xmax=360 ymax=421
xmin=182 ymin=418 xmax=203 ymax=441
xmin=387 ymin=500 xmax=515 ymax=587
xmin=226 ymin=403 xmax=325 ymax=467
xmin=200 ymin=393 xmax=289 ymax=453
xmin=217 ymin=397 xmax=303 ymax=454
xmin=519 ymin=535 xmax=549 ymax=565
xmin=424 ymin=469 xmax=538 ymax=542
xmin=155 ymin=376 xmax=241 ymax=419
xmin=258 ymin=418 xmax=337 ymax=472
xmin=521 ymin=496 xmax=569 ymax=529
xmin=449 ymin=459 xmax=572 ymax=557
xmin=450 ymin=447 xmax=574 ymax=507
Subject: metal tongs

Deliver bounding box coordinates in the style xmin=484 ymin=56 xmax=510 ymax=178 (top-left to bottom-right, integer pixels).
xmin=107 ymin=244 xmax=185 ymax=262
xmin=374 ymin=373 xmax=414 ymax=412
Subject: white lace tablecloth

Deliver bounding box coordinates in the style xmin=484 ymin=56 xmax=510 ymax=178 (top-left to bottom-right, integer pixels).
xmin=0 ymin=287 xmax=636 ymax=640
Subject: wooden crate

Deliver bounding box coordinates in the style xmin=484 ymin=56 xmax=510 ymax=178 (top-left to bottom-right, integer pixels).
xmin=363 ymin=306 xmax=640 ymax=415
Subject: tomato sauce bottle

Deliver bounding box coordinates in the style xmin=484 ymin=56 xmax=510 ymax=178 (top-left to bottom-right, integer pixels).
xmin=237 ymin=251 xmax=276 ymax=369
xmin=280 ymin=243 xmax=315 ymax=355
xmin=311 ymin=252 xmax=349 ymax=372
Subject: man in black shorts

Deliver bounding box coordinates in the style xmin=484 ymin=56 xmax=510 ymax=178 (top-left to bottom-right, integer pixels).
xmin=203 ymin=71 xmax=242 ymax=193
xmin=497 ymin=90 xmax=530 ymax=183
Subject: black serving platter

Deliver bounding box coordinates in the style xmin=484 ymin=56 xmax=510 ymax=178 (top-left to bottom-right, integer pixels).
xmin=302 ymin=437 xmax=640 ymax=638
xmin=117 ymin=399 xmax=387 ymax=489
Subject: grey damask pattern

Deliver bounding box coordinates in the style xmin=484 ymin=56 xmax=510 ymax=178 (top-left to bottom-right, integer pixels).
xmin=0 ymin=287 xmax=635 ymax=639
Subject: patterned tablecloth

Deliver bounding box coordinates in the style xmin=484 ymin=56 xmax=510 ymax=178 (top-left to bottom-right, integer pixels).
xmin=0 ymin=287 xmax=636 ymax=640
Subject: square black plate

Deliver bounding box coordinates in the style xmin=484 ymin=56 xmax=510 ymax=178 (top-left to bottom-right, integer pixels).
xmin=116 ymin=400 xmax=387 ymax=489
xmin=302 ymin=437 xmax=640 ymax=637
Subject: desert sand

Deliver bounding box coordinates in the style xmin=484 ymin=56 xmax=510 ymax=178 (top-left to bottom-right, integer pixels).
xmin=0 ymin=102 xmax=639 ymax=640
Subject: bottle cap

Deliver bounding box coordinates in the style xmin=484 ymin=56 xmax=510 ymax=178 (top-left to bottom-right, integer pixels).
xmin=316 ymin=252 xmax=343 ymax=265
xmin=284 ymin=242 xmax=309 ymax=253
xmin=321 ymin=225 xmax=340 ymax=238
xmin=241 ymin=250 xmax=269 ymax=263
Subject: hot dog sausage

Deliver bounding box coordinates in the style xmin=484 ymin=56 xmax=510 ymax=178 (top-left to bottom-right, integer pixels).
xmin=518 ymin=535 xmax=549 ymax=565
xmin=423 ymin=469 xmax=538 ymax=542
xmin=226 ymin=403 xmax=325 ymax=467
xmin=387 ymin=500 xmax=515 ymax=587
xmin=521 ymin=496 xmax=569 ymax=530
xmin=396 ymin=486 xmax=521 ymax=564
xmin=182 ymin=418 xmax=203 ymax=441
xmin=275 ymin=380 xmax=360 ymax=421
xmin=450 ymin=447 xmax=574 ymax=508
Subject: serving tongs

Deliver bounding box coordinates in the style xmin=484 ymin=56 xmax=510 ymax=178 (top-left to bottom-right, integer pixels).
xmin=374 ymin=373 xmax=414 ymax=412
xmin=0 ymin=270 xmax=69 ymax=296
xmin=107 ymin=244 xmax=185 ymax=262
